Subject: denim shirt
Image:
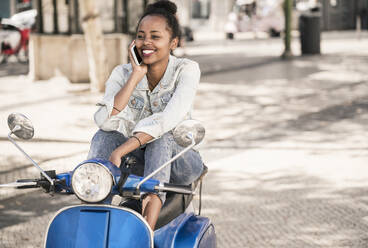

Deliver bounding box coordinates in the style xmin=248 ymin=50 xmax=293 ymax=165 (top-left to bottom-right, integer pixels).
xmin=94 ymin=55 xmax=201 ymax=139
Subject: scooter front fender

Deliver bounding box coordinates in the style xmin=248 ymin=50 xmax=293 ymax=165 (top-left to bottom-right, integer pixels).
xmin=44 ymin=205 xmax=153 ymax=248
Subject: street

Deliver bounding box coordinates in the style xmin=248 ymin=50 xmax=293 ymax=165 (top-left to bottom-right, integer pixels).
xmin=1 ymin=32 xmax=368 ymax=247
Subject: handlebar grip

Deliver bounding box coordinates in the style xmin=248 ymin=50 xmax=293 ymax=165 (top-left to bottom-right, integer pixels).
xmin=16 ymin=179 xmax=52 ymax=190
xmin=16 ymin=179 xmax=39 ymax=189
xmin=156 ymin=183 xmax=194 ymax=195
xmin=17 ymin=185 xmax=39 ymax=189
xmin=163 ymin=183 xmax=192 ymax=190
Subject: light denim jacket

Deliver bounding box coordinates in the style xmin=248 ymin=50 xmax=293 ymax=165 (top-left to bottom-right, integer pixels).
xmin=94 ymin=55 xmax=201 ymax=139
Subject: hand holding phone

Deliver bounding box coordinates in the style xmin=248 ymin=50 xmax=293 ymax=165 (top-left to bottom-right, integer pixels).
xmin=130 ymin=44 xmax=143 ymax=66
xmin=128 ymin=41 xmax=147 ymax=79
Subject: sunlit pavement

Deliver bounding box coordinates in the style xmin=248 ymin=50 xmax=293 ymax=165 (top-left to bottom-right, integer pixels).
xmin=1 ymin=31 xmax=368 ymax=247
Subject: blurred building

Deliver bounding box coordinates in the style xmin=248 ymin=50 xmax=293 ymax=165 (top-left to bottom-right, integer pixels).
xmin=17 ymin=0 xmax=368 ymax=83
xmin=0 ymin=0 xmax=33 ymax=18
xmin=189 ymin=0 xmax=234 ymax=32
xmin=294 ymin=0 xmax=368 ymax=31
xmin=27 ymin=0 xmax=235 ymax=83
xmin=187 ymin=0 xmax=368 ymax=35
xmin=30 ymin=0 xmax=147 ymax=83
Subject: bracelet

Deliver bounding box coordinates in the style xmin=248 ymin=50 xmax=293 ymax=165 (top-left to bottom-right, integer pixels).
xmin=113 ymin=106 xmax=121 ymax=112
xmin=130 ymin=135 xmax=142 ymax=147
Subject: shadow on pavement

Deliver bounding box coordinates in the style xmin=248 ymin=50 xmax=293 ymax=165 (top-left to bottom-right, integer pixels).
xmin=204 ymin=93 xmax=368 ymax=150
xmin=197 ymin=54 xmax=368 ymax=150
xmin=0 ymin=191 xmax=79 ymax=247
xmin=198 ymin=55 xmax=323 ymax=84
xmin=0 ymin=94 xmax=77 ymax=112
xmin=0 ymin=192 xmax=79 ymax=229
xmin=289 ymin=97 xmax=368 ymax=132
xmin=0 ymin=62 xmax=28 ymax=77
xmin=202 ymin=169 xmax=368 ymax=248
xmin=0 ymin=137 xmax=89 ymax=144
xmin=0 ymin=150 xmax=88 ymax=176
xmin=190 ymin=54 xmax=282 ymax=76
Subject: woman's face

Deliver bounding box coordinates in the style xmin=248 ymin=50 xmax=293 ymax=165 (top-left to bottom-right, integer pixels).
xmin=135 ymin=15 xmax=178 ymax=66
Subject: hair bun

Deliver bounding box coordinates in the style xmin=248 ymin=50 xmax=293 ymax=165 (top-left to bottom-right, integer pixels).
xmin=146 ymin=0 xmax=177 ymax=15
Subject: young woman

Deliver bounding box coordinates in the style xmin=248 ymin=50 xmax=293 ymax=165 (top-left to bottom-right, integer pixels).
xmin=88 ymin=0 xmax=203 ymax=230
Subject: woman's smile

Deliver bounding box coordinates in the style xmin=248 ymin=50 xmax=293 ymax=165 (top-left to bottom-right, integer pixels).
xmin=142 ymin=49 xmax=155 ymax=57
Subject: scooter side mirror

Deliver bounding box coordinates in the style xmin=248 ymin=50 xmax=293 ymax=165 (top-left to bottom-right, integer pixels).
xmin=173 ymin=120 xmax=205 ymax=147
xmin=7 ymin=113 xmax=34 ymax=140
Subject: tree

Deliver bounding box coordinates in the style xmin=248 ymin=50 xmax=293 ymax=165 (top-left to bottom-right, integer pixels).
xmin=79 ymin=0 xmax=109 ymax=92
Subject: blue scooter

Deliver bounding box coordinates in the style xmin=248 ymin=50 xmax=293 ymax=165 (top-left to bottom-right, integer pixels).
xmin=1 ymin=113 xmax=216 ymax=248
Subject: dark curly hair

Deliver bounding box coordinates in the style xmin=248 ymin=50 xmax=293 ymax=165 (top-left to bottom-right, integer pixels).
xmin=137 ymin=0 xmax=181 ymax=41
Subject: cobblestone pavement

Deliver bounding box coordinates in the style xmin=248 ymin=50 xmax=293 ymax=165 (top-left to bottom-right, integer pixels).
xmin=1 ymin=32 xmax=368 ymax=247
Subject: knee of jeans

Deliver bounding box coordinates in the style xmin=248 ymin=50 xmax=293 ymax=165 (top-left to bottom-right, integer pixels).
xmin=146 ymin=132 xmax=174 ymax=151
xmin=171 ymin=166 xmax=203 ymax=185
xmin=88 ymin=143 xmax=102 ymax=160
xmin=87 ymin=130 xmax=117 ymax=160
xmin=153 ymin=132 xmax=174 ymax=144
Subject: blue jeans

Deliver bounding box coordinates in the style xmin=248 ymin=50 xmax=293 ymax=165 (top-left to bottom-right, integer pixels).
xmin=87 ymin=130 xmax=204 ymax=203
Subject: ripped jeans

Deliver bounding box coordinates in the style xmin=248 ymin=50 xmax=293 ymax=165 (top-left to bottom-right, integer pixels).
xmin=87 ymin=130 xmax=204 ymax=203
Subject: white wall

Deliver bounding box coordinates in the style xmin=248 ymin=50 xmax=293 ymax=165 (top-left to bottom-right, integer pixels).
xmin=209 ymin=0 xmax=234 ymax=31
xmin=172 ymin=0 xmax=192 ymax=27
xmin=29 ymin=33 xmax=129 ymax=83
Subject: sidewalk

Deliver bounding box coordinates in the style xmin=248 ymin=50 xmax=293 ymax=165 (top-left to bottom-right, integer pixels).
xmin=192 ymin=34 xmax=368 ymax=247
xmin=0 ymin=33 xmax=368 ymax=247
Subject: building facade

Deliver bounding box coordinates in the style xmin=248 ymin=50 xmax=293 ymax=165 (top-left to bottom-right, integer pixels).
xmin=12 ymin=0 xmax=368 ymax=84
xmin=295 ymin=0 xmax=368 ymax=31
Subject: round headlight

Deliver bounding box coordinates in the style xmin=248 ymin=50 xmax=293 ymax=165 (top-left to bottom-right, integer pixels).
xmin=71 ymin=162 xmax=113 ymax=203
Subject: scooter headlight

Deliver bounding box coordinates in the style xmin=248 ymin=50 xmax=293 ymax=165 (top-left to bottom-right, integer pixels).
xmin=71 ymin=162 xmax=113 ymax=203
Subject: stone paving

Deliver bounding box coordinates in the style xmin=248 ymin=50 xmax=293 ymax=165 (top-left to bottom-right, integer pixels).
xmin=0 ymin=31 xmax=368 ymax=247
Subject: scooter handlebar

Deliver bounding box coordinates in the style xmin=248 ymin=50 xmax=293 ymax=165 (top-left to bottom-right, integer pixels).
xmin=0 ymin=177 xmax=65 ymax=193
xmin=0 ymin=179 xmax=38 ymax=188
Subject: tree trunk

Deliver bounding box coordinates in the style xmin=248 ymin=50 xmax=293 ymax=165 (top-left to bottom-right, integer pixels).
xmin=282 ymin=0 xmax=293 ymax=58
xmin=79 ymin=0 xmax=108 ymax=92
xmin=52 ymin=0 xmax=59 ymax=34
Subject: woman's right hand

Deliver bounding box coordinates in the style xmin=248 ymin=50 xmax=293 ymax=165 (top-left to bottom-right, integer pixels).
xmin=109 ymin=149 xmax=123 ymax=167
xmin=129 ymin=40 xmax=147 ymax=78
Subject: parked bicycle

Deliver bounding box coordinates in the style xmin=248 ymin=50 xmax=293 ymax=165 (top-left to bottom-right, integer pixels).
xmin=0 ymin=10 xmax=36 ymax=64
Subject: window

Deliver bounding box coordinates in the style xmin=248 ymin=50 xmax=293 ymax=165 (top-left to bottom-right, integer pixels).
xmin=330 ymin=0 xmax=338 ymax=7
xmin=16 ymin=0 xmax=32 ymax=12
xmin=192 ymin=0 xmax=210 ymax=19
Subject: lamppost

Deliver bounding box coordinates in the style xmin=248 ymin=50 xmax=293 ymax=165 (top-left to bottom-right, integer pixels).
xmin=282 ymin=0 xmax=293 ymax=58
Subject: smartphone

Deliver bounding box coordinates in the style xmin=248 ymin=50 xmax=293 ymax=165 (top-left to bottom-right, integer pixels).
xmin=130 ymin=44 xmax=142 ymax=66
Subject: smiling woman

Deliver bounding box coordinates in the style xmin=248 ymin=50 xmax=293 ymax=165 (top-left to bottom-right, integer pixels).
xmin=135 ymin=14 xmax=178 ymax=84
xmin=88 ymin=0 xmax=204 ymax=231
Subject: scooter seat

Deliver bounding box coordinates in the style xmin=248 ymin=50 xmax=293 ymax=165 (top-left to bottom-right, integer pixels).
xmin=155 ymin=164 xmax=208 ymax=230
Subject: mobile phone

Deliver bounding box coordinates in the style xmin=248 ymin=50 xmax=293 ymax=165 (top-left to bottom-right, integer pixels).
xmin=130 ymin=44 xmax=142 ymax=65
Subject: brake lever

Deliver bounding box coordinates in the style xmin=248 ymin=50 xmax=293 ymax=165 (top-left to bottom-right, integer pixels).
xmin=48 ymin=184 xmax=55 ymax=196
xmin=38 ymin=170 xmax=57 ymax=195
xmin=117 ymin=159 xmax=132 ymax=196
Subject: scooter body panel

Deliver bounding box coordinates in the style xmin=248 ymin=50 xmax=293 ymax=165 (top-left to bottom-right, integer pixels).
xmin=154 ymin=212 xmax=216 ymax=248
xmin=45 ymin=205 xmax=153 ymax=248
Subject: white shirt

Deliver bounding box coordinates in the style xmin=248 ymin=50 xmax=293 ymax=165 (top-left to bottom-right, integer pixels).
xmin=94 ymin=55 xmax=201 ymax=139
